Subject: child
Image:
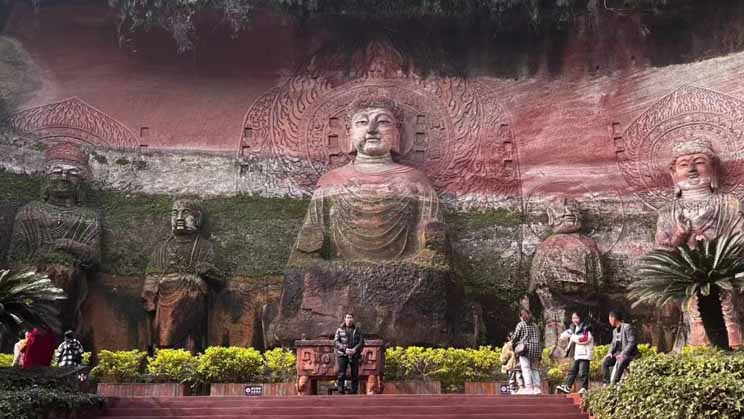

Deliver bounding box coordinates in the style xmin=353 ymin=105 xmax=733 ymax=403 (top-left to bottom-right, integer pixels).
xmin=556 ymin=312 xmax=594 ymax=394
xmin=500 ymin=332 xmax=523 ymax=393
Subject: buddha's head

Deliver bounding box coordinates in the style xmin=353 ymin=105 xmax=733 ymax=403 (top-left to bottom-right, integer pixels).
xmin=42 ymin=142 xmax=90 ymax=204
xmin=346 ymin=97 xmax=402 ymax=158
xmin=547 ymin=195 xmax=582 ymax=234
xmin=669 ymin=137 xmax=719 ymax=196
xmin=171 ymin=199 xmax=203 ymax=236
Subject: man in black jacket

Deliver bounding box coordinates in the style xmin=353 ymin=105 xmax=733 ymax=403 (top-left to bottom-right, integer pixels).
xmin=602 ymin=309 xmax=639 ymax=384
xmin=335 ymin=313 xmax=364 ymax=394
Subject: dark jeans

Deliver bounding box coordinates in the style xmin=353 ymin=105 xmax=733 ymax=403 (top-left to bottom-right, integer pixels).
xmin=336 ymin=355 xmax=360 ymax=394
xmin=602 ymin=354 xmax=633 ymax=384
xmin=564 ymin=359 xmax=590 ymax=390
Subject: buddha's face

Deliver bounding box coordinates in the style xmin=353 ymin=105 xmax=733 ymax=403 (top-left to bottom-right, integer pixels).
xmin=350 ymin=107 xmax=399 ymax=157
xmin=671 ymin=153 xmax=715 ymax=192
xmin=45 ymin=163 xmax=84 ymax=199
xmin=547 ymin=197 xmax=581 ymax=234
xmin=171 ymin=201 xmax=201 ymax=236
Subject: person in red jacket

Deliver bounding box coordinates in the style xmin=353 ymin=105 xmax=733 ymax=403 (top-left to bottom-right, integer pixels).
xmin=22 ymin=328 xmax=56 ymax=368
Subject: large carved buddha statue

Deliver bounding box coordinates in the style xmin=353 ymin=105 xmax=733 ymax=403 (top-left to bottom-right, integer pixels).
xmin=654 ymin=138 xmax=744 ymax=349
xmin=265 ymin=97 xmax=460 ymax=347
xmin=9 ymin=142 xmax=102 ymax=332
xmin=142 ymin=199 xmax=221 ymax=352
xmin=529 ymin=196 xmax=603 ymax=349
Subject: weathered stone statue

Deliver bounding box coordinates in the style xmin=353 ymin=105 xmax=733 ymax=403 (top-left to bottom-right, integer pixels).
xmin=529 ymin=196 xmax=603 ymax=349
xmin=9 ymin=142 xmax=101 ymax=332
xmin=142 ymin=199 xmax=220 ymax=352
xmin=265 ymin=97 xmax=462 ymax=347
xmin=654 ymin=138 xmax=744 ymax=349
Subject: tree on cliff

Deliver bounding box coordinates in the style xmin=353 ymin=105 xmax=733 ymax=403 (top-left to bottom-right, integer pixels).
xmin=628 ymin=232 xmax=744 ymax=350
xmin=0 ymin=270 xmax=65 ymax=343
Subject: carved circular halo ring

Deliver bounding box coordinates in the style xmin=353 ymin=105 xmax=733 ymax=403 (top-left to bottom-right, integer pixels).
xmin=618 ymin=87 xmax=744 ymax=210
xmin=298 ymin=80 xmax=456 ymax=181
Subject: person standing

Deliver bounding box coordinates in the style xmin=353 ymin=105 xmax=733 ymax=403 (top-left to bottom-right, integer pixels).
xmin=334 ymin=313 xmax=364 ymax=394
xmin=512 ymin=308 xmax=542 ymax=394
xmin=55 ymin=330 xmax=84 ymax=368
xmin=12 ymin=331 xmax=30 ymax=367
xmin=601 ymin=310 xmax=639 ymax=384
xmin=22 ymin=328 xmax=56 ymax=369
xmin=556 ymin=312 xmax=594 ymax=394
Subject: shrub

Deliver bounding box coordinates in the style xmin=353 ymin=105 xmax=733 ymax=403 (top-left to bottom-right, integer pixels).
xmin=196 ymin=347 xmax=264 ymax=383
xmin=90 ymin=349 xmax=147 ymax=383
xmin=0 ymin=354 xmax=13 ymax=368
xmin=147 ymin=349 xmax=198 ymax=383
xmin=0 ymin=387 xmax=105 ymax=419
xmin=263 ymin=348 xmax=296 ymax=383
xmin=384 ymin=346 xmax=505 ymax=392
xmin=584 ymin=350 xmax=744 ymax=419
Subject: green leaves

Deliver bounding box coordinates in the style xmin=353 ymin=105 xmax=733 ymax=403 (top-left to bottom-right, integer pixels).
xmin=385 ymin=346 xmax=505 ymax=392
xmin=0 ymin=269 xmax=66 ymax=338
xmin=584 ymin=350 xmax=744 ymax=419
xmin=628 ymin=232 xmax=744 ymax=309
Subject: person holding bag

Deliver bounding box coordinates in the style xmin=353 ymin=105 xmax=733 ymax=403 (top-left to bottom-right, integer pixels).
xmin=556 ymin=312 xmax=594 ymax=394
xmin=511 ymin=308 xmax=542 ymax=394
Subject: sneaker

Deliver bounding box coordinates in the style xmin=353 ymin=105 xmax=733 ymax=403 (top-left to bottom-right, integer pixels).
xmin=555 ymin=385 xmax=570 ymax=394
xmin=515 ymin=388 xmax=532 ymax=395
xmin=532 ymin=388 xmax=543 ymax=395
xmin=578 ymin=388 xmax=588 ymax=395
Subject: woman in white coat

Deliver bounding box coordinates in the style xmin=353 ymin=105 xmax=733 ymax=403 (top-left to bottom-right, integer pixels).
xmin=556 ymin=312 xmax=594 ymax=394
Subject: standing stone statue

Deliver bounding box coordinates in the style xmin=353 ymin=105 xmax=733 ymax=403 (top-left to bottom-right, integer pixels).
xmin=9 ymin=142 xmax=102 ymax=332
xmin=529 ymin=196 xmax=603 ymax=349
xmin=142 ymin=199 xmax=220 ymax=352
xmin=265 ymin=97 xmax=462 ymax=347
xmin=654 ymin=137 xmax=744 ymax=349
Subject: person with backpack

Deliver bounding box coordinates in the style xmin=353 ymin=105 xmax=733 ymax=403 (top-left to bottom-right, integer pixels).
xmin=511 ymin=308 xmax=542 ymax=394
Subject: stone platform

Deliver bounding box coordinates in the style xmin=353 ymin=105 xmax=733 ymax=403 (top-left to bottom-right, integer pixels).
xmin=97 ymin=394 xmax=589 ymax=418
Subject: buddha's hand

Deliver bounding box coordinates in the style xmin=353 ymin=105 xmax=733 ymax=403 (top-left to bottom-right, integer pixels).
xmin=671 ymin=214 xmax=692 ymax=247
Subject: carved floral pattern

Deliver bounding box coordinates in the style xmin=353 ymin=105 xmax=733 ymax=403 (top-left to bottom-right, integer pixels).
xmin=238 ymin=42 xmax=519 ymax=198
xmin=617 ymin=86 xmax=744 ymax=210
xmin=9 ymin=97 xmax=140 ymax=150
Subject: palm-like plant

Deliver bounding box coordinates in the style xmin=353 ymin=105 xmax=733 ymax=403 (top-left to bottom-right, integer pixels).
xmin=628 ymin=232 xmax=744 ymax=350
xmin=0 ymin=270 xmax=67 ymax=340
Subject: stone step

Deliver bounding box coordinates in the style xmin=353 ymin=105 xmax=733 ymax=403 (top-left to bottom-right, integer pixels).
xmin=97 ymin=395 xmax=589 ymax=419
xmin=103 ymin=404 xmax=582 ymax=416
xmin=107 ymin=395 xmax=573 ymax=408
xmin=100 ymin=415 xmax=589 ymax=419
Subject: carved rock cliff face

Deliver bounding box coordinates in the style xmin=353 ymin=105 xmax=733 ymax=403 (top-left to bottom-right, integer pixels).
xmin=4 ymin=3 xmax=744 ymax=349
xmin=264 ymin=262 xmax=472 ymax=347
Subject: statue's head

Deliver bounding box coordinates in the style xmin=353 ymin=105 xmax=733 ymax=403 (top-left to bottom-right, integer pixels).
xmin=42 ymin=142 xmax=91 ymax=203
xmin=171 ymin=198 xmax=203 ymax=236
xmin=547 ymin=195 xmax=581 ymax=234
xmin=669 ymin=137 xmax=719 ymax=196
xmin=346 ymin=97 xmax=402 ymax=157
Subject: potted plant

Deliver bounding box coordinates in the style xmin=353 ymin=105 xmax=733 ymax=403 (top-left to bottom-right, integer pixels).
xmin=382 ymin=347 xmax=442 ymax=394
xmin=463 ymin=346 xmax=508 ymax=395
xmin=200 ymin=346 xmax=265 ymax=396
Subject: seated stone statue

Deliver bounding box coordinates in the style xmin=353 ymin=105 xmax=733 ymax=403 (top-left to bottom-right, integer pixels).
xmin=654 ymin=137 xmax=744 ymax=349
xmin=265 ymin=97 xmax=461 ymax=347
xmin=9 ymin=142 xmax=101 ymax=332
xmin=529 ymin=196 xmax=603 ymax=350
xmin=142 ymin=199 xmax=221 ymax=352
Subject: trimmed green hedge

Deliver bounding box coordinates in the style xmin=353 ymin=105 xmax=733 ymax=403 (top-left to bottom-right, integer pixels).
xmin=0 ymin=368 xmax=105 ymax=419
xmin=584 ymin=349 xmax=744 ymax=419
xmin=385 ymin=346 xmax=505 ymax=393
xmin=90 ymin=347 xmax=296 ymax=384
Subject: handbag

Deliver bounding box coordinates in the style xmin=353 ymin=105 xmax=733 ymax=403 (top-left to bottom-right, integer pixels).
xmin=514 ymin=343 xmax=526 ymax=356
